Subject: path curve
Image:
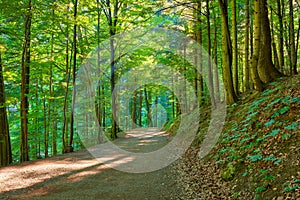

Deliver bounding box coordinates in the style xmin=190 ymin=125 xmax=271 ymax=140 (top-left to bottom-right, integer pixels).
xmin=0 ymin=128 xmax=184 ymax=200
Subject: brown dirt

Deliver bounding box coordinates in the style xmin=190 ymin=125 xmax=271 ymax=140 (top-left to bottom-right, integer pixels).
xmin=0 ymin=128 xmax=185 ymax=200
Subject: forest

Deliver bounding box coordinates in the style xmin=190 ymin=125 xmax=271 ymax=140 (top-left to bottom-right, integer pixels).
xmin=0 ymin=0 xmax=299 ymax=199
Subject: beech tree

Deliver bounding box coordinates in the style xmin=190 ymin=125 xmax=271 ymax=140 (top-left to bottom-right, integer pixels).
xmin=218 ymin=0 xmax=237 ymax=104
xmin=0 ymin=49 xmax=12 ymax=166
xmin=251 ymin=0 xmax=281 ymax=91
xmin=20 ymin=0 xmax=32 ymax=162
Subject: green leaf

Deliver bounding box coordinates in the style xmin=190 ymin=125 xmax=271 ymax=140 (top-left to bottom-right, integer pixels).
xmin=279 ymin=106 xmax=290 ymax=115
xmin=248 ymin=154 xmax=263 ymax=162
xmin=255 ymin=186 xmax=267 ymax=193
xmin=242 ymin=171 xmax=248 ymax=177
xmin=264 ymin=129 xmax=280 ymax=138
xmin=284 ymin=186 xmax=298 ymax=192
xmin=264 ymin=119 xmax=275 ymax=127
xmin=282 ymin=134 xmax=291 ymax=139
xmin=264 ymin=154 xmax=275 ymax=162
xmin=274 ymin=159 xmax=281 ymax=165
xmin=284 ymin=122 xmax=299 ymax=131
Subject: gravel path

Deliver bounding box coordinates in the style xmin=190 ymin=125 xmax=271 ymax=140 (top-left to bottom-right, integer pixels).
xmin=0 ymin=128 xmax=184 ymax=200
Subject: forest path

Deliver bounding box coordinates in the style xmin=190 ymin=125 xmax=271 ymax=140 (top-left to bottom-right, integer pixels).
xmin=0 ymin=128 xmax=183 ymax=200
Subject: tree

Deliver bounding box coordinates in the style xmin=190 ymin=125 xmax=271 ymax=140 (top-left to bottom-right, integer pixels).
xmin=69 ymin=0 xmax=79 ymax=152
xmin=251 ymin=0 xmax=281 ymax=91
xmin=232 ymin=0 xmax=238 ymax=94
xmin=289 ymin=0 xmax=297 ymax=75
xmin=257 ymin=0 xmax=281 ymax=83
xmin=99 ymin=0 xmax=124 ymax=139
xmin=206 ymin=0 xmax=216 ymax=107
xmin=244 ymin=0 xmax=250 ymax=91
xmin=218 ymin=0 xmax=237 ymax=104
xmin=20 ymin=0 xmax=32 ymax=162
xmin=0 ymin=50 xmax=12 ymax=166
xmin=276 ymin=0 xmax=284 ymax=72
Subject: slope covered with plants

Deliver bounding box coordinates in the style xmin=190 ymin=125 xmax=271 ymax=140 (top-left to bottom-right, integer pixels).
xmin=170 ymin=75 xmax=300 ymax=200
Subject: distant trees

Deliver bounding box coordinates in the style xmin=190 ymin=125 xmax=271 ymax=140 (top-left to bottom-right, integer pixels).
xmin=0 ymin=0 xmax=299 ymax=165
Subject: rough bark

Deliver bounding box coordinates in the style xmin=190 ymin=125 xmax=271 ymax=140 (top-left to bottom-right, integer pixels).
xmin=206 ymin=0 xmax=216 ymax=107
xmin=277 ymin=0 xmax=284 ymax=72
xmin=244 ymin=0 xmax=250 ymax=91
xmin=257 ymin=0 xmax=281 ymax=83
xmin=20 ymin=0 xmax=32 ymax=162
xmin=218 ymin=0 xmax=237 ymax=104
xmin=250 ymin=0 xmax=264 ymax=92
xmin=232 ymin=0 xmax=238 ymax=94
xmin=0 ymin=52 xmax=12 ymax=166
xmin=289 ymin=0 xmax=297 ymax=75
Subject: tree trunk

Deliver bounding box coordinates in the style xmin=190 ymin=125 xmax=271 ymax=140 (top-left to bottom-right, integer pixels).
xmin=232 ymin=0 xmax=239 ymax=94
xmin=271 ymin=10 xmax=280 ymax=70
xmin=69 ymin=0 xmax=78 ymax=152
xmin=20 ymin=0 xmax=32 ymax=162
xmin=40 ymin=83 xmax=48 ymax=158
xmin=132 ymin=91 xmax=137 ymax=128
xmin=138 ymin=90 xmax=143 ymax=127
xmin=50 ymin=6 xmax=56 ymax=156
xmin=244 ymin=0 xmax=250 ymax=91
xmin=0 ymin=52 xmax=12 ymax=166
xmin=289 ymin=0 xmax=297 ymax=75
xmin=213 ymin=11 xmax=220 ymax=101
xmin=218 ymin=0 xmax=237 ymax=104
xmin=277 ymin=0 xmax=284 ymax=72
xmin=250 ymin=0 xmax=264 ymax=91
xmin=144 ymin=88 xmax=152 ymax=127
xmin=257 ymin=0 xmax=281 ymax=83
xmin=206 ymin=0 xmax=216 ymax=107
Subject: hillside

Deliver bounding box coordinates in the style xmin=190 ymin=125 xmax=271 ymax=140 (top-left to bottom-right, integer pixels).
xmin=172 ymin=75 xmax=300 ymax=200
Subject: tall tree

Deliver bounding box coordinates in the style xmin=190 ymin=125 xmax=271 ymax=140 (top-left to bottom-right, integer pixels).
xmin=20 ymin=0 xmax=32 ymax=162
xmin=69 ymin=0 xmax=79 ymax=152
xmin=218 ymin=0 xmax=237 ymax=104
xmin=250 ymin=0 xmax=264 ymax=91
xmin=232 ymin=0 xmax=238 ymax=94
xmin=244 ymin=0 xmax=250 ymax=91
xmin=276 ymin=0 xmax=284 ymax=72
xmin=0 ymin=50 xmax=12 ymax=166
xmin=206 ymin=0 xmax=216 ymax=107
xmin=289 ymin=0 xmax=297 ymax=75
xmin=256 ymin=0 xmax=281 ymax=83
xmin=99 ymin=0 xmax=124 ymax=138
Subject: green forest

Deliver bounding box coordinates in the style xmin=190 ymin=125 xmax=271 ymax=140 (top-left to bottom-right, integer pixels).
xmin=0 ymin=0 xmax=299 ymax=199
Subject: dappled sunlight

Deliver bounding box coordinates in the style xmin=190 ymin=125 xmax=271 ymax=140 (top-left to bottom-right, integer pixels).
xmin=0 ymin=127 xmax=172 ymax=198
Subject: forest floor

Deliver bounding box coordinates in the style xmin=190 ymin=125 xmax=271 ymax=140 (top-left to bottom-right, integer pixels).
xmin=0 ymin=128 xmax=185 ymax=200
xmin=1 ymin=76 xmax=300 ymax=200
xmin=175 ymin=75 xmax=300 ymax=200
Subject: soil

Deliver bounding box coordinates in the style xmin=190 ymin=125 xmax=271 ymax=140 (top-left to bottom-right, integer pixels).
xmin=0 ymin=128 xmax=185 ymax=200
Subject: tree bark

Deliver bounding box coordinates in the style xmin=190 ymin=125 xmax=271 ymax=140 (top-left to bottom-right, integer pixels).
xmin=0 ymin=52 xmax=12 ymax=166
xmin=20 ymin=0 xmax=32 ymax=162
xmin=213 ymin=11 xmax=220 ymax=101
xmin=206 ymin=0 xmax=216 ymax=107
xmin=218 ymin=0 xmax=237 ymax=104
xmin=244 ymin=0 xmax=250 ymax=91
xmin=277 ymin=0 xmax=284 ymax=72
xmin=289 ymin=0 xmax=297 ymax=75
xmin=69 ymin=0 xmax=78 ymax=152
xmin=257 ymin=0 xmax=281 ymax=83
xmin=232 ymin=0 xmax=239 ymax=94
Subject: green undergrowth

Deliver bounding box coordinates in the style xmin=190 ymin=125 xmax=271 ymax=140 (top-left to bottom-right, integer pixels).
xmin=216 ymin=75 xmax=300 ymax=199
xmin=164 ymin=75 xmax=300 ymax=199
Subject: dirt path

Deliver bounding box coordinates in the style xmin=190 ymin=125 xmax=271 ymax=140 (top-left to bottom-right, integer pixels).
xmin=0 ymin=128 xmax=185 ymax=200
